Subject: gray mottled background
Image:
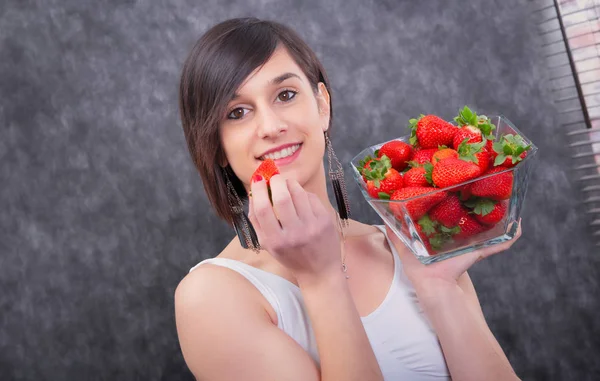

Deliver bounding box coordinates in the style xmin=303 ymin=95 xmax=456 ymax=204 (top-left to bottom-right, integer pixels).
xmin=1 ymin=0 xmax=598 ymax=380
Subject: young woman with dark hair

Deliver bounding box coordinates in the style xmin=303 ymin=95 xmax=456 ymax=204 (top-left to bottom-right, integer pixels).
xmin=175 ymin=17 xmax=521 ymax=381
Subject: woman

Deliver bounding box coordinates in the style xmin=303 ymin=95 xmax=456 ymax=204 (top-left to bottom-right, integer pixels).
xmin=175 ymin=17 xmax=521 ymax=381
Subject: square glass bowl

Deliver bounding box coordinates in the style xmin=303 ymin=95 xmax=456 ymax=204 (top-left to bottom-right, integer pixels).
xmin=350 ymin=115 xmax=538 ymax=264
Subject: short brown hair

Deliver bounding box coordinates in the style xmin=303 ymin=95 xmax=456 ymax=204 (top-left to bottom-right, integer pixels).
xmin=179 ymin=17 xmax=332 ymax=226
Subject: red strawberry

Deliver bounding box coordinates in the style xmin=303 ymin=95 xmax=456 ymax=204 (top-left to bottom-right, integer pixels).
xmin=492 ymin=134 xmax=532 ymax=168
xmin=455 ymin=213 xmax=489 ymax=239
xmin=403 ymin=162 xmax=434 ymax=187
xmin=253 ymin=159 xmax=280 ymax=185
xmin=431 ymin=158 xmax=481 ymax=189
xmin=409 ymin=115 xmax=458 ymax=149
xmin=364 ymin=156 xmax=403 ymax=199
xmin=465 ymin=199 xmax=508 ymax=225
xmin=411 ymin=148 xmax=437 ymax=165
xmin=432 ymin=148 xmax=459 ymax=165
xmin=470 ymin=167 xmax=514 ymax=200
xmin=376 ymin=141 xmax=413 ymax=171
xmin=389 ymin=187 xmax=447 ymax=221
xmin=452 ymin=126 xmax=483 ymax=150
xmin=356 ymin=155 xmax=376 ymax=181
xmin=429 ymin=194 xmax=469 ymax=228
xmin=453 ymin=105 xmax=495 ymax=144
xmin=456 ymin=140 xmax=491 ymax=176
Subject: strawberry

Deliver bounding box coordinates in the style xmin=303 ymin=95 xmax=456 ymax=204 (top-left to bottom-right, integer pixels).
xmin=403 ymin=162 xmax=434 ymax=187
xmin=416 ymin=215 xmax=461 ymax=253
xmin=492 ymin=134 xmax=531 ymax=168
xmin=432 ymin=148 xmax=459 ymax=165
xmin=389 ymin=187 xmax=447 ymax=221
xmin=456 ymin=139 xmax=491 ymax=176
xmin=253 ymin=158 xmax=280 ymax=185
xmin=363 ymin=156 xmax=403 ymax=199
xmin=411 ymin=148 xmax=437 ymax=165
xmin=356 ymin=155 xmax=376 ymax=181
xmin=431 ymin=157 xmax=481 ymax=189
xmin=376 ymin=141 xmax=413 ymax=171
xmin=429 ymin=194 xmax=469 ymax=228
xmin=455 ymin=213 xmax=489 ymax=239
xmin=469 ymin=167 xmax=514 ymax=200
xmin=452 ymin=125 xmax=483 ymax=150
xmin=453 ymin=105 xmax=495 ymax=144
xmin=465 ymin=198 xmax=508 ymax=225
xmin=409 ymin=114 xmax=458 ymax=149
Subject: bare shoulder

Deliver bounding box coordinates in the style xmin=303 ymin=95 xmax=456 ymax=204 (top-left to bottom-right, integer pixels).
xmin=174 ymin=245 xmax=320 ymax=381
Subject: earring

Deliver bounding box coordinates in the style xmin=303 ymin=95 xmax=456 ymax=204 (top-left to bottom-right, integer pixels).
xmin=222 ymin=168 xmax=261 ymax=253
xmin=325 ymin=132 xmax=351 ymax=229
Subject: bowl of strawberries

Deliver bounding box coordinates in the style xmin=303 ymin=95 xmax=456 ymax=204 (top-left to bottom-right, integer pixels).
xmin=351 ymin=106 xmax=538 ymax=264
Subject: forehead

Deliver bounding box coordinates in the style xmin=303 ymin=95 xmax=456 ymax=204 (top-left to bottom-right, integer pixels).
xmin=236 ymin=46 xmax=307 ymax=91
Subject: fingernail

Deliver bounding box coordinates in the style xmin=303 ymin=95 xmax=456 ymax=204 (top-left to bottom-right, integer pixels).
xmin=252 ymin=174 xmax=263 ymax=183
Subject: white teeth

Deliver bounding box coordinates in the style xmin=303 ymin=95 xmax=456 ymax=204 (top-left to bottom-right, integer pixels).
xmin=262 ymin=144 xmax=300 ymax=161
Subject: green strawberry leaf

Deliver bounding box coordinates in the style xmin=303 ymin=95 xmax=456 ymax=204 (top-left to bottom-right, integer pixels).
xmin=408 ymin=160 xmax=420 ymax=168
xmin=374 ymin=149 xmax=380 ymax=157
xmin=418 ymin=215 xmax=438 ymax=236
xmin=429 ymin=234 xmax=445 ymax=250
xmin=423 ymin=162 xmax=434 ymax=185
xmin=494 ymin=154 xmax=507 ymax=166
xmin=471 ymin=198 xmax=497 ymax=216
xmin=378 ymin=192 xmax=391 ymax=200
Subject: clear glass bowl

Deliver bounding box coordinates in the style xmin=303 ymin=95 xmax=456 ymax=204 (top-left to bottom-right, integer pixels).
xmin=350 ymin=115 xmax=538 ymax=264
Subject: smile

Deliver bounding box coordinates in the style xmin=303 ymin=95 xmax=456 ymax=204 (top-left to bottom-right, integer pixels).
xmin=259 ymin=143 xmax=301 ymax=161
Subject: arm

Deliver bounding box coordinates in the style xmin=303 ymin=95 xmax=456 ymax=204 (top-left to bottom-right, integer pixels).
xmin=175 ymin=264 xmax=383 ymax=381
xmin=384 ymin=223 xmax=522 ymax=381
xmin=175 ymin=265 xmax=320 ymax=381
xmin=418 ymin=273 xmax=520 ymax=381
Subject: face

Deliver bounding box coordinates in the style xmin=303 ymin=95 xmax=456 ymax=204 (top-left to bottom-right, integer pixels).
xmin=219 ymin=46 xmax=331 ymax=190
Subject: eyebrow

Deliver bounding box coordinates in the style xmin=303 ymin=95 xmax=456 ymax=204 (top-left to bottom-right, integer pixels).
xmin=231 ymin=72 xmax=302 ymax=100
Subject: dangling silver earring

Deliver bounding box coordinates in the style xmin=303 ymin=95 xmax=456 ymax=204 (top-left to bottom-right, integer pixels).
xmin=325 ymin=132 xmax=351 ymax=229
xmin=222 ymin=167 xmax=261 ymax=253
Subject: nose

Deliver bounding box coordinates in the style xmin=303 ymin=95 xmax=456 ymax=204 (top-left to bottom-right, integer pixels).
xmin=255 ymin=106 xmax=287 ymax=139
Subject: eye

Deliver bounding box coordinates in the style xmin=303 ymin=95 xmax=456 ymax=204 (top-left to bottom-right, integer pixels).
xmin=227 ymin=107 xmax=249 ymax=120
xmin=277 ymin=90 xmax=297 ymax=102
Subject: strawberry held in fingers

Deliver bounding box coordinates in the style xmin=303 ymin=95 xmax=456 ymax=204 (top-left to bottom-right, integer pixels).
xmin=363 ymin=156 xmax=404 ymax=199
xmin=470 ymin=166 xmax=514 ymax=200
xmin=409 ymin=114 xmax=458 ymax=149
xmin=252 ymin=158 xmax=280 ymax=185
xmin=376 ymin=141 xmax=413 ymax=171
xmin=431 ymin=157 xmax=481 ymax=188
xmin=389 ymin=187 xmax=447 ymax=221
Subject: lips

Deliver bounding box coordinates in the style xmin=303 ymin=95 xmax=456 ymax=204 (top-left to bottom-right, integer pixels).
xmin=257 ymin=142 xmax=302 ymax=160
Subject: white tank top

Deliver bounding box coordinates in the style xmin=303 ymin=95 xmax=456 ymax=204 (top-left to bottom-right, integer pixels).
xmin=189 ymin=225 xmax=451 ymax=380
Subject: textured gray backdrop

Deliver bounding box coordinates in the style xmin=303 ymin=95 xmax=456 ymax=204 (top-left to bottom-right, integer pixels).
xmin=1 ymin=0 xmax=599 ymax=380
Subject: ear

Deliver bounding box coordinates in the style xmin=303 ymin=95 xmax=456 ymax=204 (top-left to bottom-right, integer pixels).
xmin=317 ymin=82 xmax=331 ymax=132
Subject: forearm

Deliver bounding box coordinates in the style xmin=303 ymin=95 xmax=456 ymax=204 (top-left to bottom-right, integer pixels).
xmin=419 ymin=286 xmax=520 ymax=381
xmin=299 ymin=272 xmax=383 ymax=381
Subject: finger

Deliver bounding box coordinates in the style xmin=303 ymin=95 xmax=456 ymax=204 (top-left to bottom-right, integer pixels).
xmin=250 ymin=176 xmax=281 ymax=233
xmin=306 ymin=192 xmax=327 ymax=218
xmin=286 ymin=178 xmax=315 ymax=221
xmin=247 ymin=195 xmax=266 ymax=244
xmin=269 ymin=174 xmax=300 ymax=227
